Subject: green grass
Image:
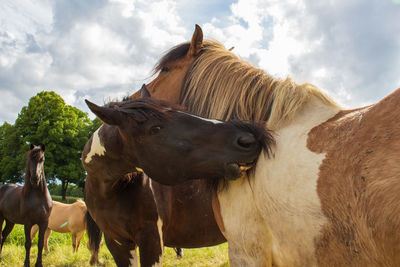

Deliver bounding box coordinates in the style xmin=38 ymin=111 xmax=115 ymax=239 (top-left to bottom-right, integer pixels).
xmin=0 ymin=224 xmax=229 ymax=266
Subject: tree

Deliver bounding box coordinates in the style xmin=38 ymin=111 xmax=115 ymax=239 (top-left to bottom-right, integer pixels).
xmin=0 ymin=122 xmax=25 ymax=183
xmin=15 ymin=91 xmax=93 ymax=200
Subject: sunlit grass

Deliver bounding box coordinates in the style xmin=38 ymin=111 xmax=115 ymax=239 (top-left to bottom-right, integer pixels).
xmin=0 ymin=224 xmax=229 ymax=266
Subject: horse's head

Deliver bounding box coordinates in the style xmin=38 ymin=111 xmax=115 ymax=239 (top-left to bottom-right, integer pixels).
xmin=86 ymin=98 xmax=274 ymax=185
xmin=129 ymin=24 xmax=204 ymax=103
xmin=26 ymin=144 xmax=46 ymax=187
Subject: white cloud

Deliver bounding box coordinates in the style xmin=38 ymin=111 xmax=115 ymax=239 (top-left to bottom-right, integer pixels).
xmin=0 ymin=0 xmax=399 ymax=123
xmin=0 ymin=0 xmax=187 ymax=123
xmin=202 ymin=0 xmax=400 ymax=108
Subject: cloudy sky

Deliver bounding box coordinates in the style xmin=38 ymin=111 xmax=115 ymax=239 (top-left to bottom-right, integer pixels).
xmin=1 ymin=0 xmax=399 ymax=124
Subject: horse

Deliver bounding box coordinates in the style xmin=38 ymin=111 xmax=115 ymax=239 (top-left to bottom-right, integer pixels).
xmin=135 ymin=24 xmax=400 ymax=266
xmin=82 ymin=97 xmax=273 ymax=266
xmin=0 ymin=144 xmax=51 ymax=267
xmin=31 ymin=200 xmax=89 ymax=254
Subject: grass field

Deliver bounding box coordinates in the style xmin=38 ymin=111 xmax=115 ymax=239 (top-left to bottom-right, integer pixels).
xmin=0 ymin=224 xmax=229 ymax=266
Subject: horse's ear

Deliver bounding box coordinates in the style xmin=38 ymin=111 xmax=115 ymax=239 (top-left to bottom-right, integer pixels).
xmin=85 ymin=100 xmax=125 ymax=126
xmin=30 ymin=144 xmax=34 ymax=150
xmin=40 ymin=144 xmax=45 ymax=151
xmin=187 ymin=24 xmax=203 ymax=57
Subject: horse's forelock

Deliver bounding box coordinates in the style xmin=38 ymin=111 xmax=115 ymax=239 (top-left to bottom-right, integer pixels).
xmin=113 ymin=98 xmax=183 ymax=123
xmin=28 ymin=147 xmax=43 ymax=162
xmin=154 ymin=42 xmax=191 ymax=74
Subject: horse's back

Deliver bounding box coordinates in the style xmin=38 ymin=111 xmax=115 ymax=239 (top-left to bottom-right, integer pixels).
xmin=69 ymin=200 xmax=87 ymax=232
xmin=0 ymin=184 xmax=25 ymax=223
xmin=49 ymin=200 xmax=86 ymax=233
xmin=308 ymin=88 xmax=400 ymax=266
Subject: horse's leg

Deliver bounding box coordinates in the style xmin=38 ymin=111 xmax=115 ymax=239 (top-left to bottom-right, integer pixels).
xmin=1 ymin=220 xmax=15 ymax=248
xmin=34 ymin=221 xmax=48 ymax=267
xmin=0 ymin=216 xmax=4 ymax=258
xmin=30 ymin=225 xmax=38 ymax=240
xmin=85 ymin=211 xmax=102 ymax=265
xmin=73 ymin=230 xmax=85 ymax=253
xmin=174 ymin=248 xmax=183 ymax=258
xmin=43 ymin=228 xmax=51 ymax=252
xmin=71 ymin=232 xmax=77 ymax=252
xmin=137 ymin=226 xmax=163 ymax=267
xmin=104 ymin=234 xmax=136 ymax=267
xmin=24 ymin=223 xmax=33 ymax=267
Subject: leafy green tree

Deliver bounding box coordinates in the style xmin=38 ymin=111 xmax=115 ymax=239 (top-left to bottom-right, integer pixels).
xmin=90 ymin=117 xmax=103 ymax=133
xmin=0 ymin=122 xmax=25 ymax=183
xmin=15 ymin=91 xmax=93 ymax=200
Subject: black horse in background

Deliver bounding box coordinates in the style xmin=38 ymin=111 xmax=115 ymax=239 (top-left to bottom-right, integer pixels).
xmin=0 ymin=144 xmax=52 ymax=267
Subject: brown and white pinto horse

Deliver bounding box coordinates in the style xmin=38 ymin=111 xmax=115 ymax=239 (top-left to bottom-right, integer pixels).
xmin=82 ymin=97 xmax=272 ymax=266
xmin=0 ymin=144 xmax=51 ymax=267
xmin=136 ymin=24 xmax=400 ymax=266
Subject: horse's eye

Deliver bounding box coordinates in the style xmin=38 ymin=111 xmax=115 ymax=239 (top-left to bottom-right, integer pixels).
xmin=161 ymin=66 xmax=169 ymax=73
xmin=150 ymin=126 xmax=162 ymax=135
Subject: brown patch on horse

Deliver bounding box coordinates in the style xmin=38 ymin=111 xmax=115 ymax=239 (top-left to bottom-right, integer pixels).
xmin=308 ymin=88 xmax=400 ymax=266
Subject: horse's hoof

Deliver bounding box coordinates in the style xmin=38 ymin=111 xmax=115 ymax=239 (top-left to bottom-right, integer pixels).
xmin=89 ymin=258 xmax=97 ymax=265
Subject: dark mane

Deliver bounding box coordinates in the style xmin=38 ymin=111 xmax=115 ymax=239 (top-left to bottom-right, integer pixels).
xmin=111 ymin=171 xmax=144 ymax=192
xmin=108 ymin=98 xmax=183 ymax=123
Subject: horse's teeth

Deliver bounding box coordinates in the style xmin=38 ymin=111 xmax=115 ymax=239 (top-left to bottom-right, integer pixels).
xmin=239 ymin=165 xmax=251 ymax=171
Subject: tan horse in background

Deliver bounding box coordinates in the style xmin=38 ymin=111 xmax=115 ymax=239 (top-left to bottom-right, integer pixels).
xmin=135 ymin=24 xmax=400 ymax=266
xmin=31 ymin=200 xmax=86 ymax=252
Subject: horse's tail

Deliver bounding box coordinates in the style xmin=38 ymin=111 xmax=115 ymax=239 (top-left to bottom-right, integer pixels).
xmin=85 ymin=211 xmax=102 ymax=265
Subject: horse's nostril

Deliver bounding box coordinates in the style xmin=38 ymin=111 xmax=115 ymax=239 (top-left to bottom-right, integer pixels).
xmin=236 ymin=134 xmax=257 ymax=150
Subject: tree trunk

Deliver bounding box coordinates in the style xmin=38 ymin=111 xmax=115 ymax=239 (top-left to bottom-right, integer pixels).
xmin=61 ymin=180 xmax=68 ymax=201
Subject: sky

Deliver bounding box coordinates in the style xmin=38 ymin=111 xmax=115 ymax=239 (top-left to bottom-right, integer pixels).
xmin=0 ymin=0 xmax=399 ymax=124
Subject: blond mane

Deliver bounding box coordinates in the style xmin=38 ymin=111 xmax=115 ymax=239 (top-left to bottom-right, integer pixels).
xmin=180 ymin=40 xmax=339 ymax=130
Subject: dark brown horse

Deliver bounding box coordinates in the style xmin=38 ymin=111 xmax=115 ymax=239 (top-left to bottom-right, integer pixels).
xmin=0 ymin=144 xmax=52 ymax=267
xmin=83 ymin=97 xmax=272 ymax=266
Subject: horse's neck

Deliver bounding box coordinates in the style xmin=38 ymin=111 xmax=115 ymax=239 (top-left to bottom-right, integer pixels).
xmin=250 ymin=98 xmax=340 ymax=265
xmin=278 ymin=96 xmax=340 ymax=131
xmin=23 ymin=177 xmax=48 ymax=194
xmin=83 ymin=125 xmax=137 ymax=189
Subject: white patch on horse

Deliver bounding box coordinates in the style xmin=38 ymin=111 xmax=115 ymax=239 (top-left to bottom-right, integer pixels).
xmin=114 ymin=239 xmax=122 ymax=246
xmin=129 ymin=248 xmax=138 ymax=267
xmin=156 ymin=217 xmax=163 ymax=248
xmin=85 ymin=127 xmax=106 ymax=163
xmin=178 ymin=111 xmax=222 ymax=124
xmin=151 ymin=252 xmax=163 ymax=267
xmin=217 ymin=97 xmax=340 ymax=266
